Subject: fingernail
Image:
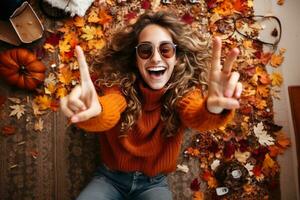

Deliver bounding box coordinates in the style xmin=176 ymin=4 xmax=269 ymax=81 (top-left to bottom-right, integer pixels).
xmin=71 ymin=117 xmax=78 ymax=123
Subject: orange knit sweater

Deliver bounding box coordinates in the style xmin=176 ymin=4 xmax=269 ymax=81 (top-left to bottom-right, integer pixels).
xmin=76 ymin=83 xmax=234 ymax=177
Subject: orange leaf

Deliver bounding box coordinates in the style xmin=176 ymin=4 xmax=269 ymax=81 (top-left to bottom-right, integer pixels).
xmin=193 ymin=191 xmax=204 ymax=200
xmin=268 ymin=145 xmax=284 ymax=157
xmin=88 ymin=9 xmax=100 ymax=23
xmin=257 ymin=85 xmax=270 ymax=98
xmin=276 ymin=131 xmax=291 ymax=148
xmin=56 ymin=87 xmax=68 ymax=99
xmin=270 ymin=54 xmax=284 ymax=68
xmin=34 ymin=95 xmax=52 ymax=110
xmin=98 ymin=8 xmax=112 ymax=25
xmin=58 ymin=66 xmax=73 ymax=85
xmin=73 ymin=16 xmax=85 ymax=27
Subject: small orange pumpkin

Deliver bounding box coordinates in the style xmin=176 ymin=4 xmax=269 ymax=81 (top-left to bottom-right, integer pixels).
xmin=0 ymin=48 xmax=46 ymax=90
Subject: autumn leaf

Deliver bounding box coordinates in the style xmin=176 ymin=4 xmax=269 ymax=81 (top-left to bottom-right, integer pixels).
xmin=257 ymin=85 xmax=270 ymax=98
xmin=202 ymin=170 xmax=218 ymax=188
xmin=193 ymin=191 xmax=204 ymax=200
xmin=98 ymin=8 xmax=112 ymax=25
xmin=254 ymin=122 xmax=275 ymax=146
xmin=141 ymin=0 xmax=151 ymax=10
xmin=58 ymin=66 xmax=73 ymax=85
xmin=81 ymin=26 xmax=98 ymax=40
xmin=270 ymin=53 xmax=284 ymax=68
xmin=59 ymin=40 xmax=71 ymax=53
xmin=1 ymin=125 xmax=16 ymax=136
xmin=234 ymin=150 xmax=250 ymax=163
xmin=88 ymin=39 xmax=106 ymax=50
xmin=56 ymin=87 xmax=68 ymax=99
xmin=45 ymin=33 xmax=60 ymax=46
xmin=190 ymin=178 xmax=200 ymax=191
xmin=34 ymin=95 xmax=52 ymax=110
xmin=34 ymin=118 xmax=44 ymax=132
xmin=88 ymin=9 xmax=100 ymax=23
xmin=8 ymin=97 xmax=21 ymax=104
xmin=9 ymin=105 xmax=26 ymax=119
xmin=44 ymin=83 xmax=56 ymax=95
xmin=275 ymin=131 xmax=291 ymax=149
xmin=271 ymin=72 xmax=283 ymax=86
xmin=181 ymin=13 xmax=194 ymax=24
xmin=44 ymin=73 xmax=57 ymax=86
xmin=73 ymin=16 xmax=85 ymax=27
xmin=44 ymin=43 xmax=55 ymax=53
xmin=31 ymin=102 xmax=46 ymax=116
xmin=268 ymin=145 xmax=283 ymax=157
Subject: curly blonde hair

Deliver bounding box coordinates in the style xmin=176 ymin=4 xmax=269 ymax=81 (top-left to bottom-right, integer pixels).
xmin=93 ymin=11 xmax=211 ymax=137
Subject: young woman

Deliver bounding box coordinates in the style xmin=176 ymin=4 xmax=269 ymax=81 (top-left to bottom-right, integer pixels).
xmin=60 ymin=11 xmax=242 ymax=200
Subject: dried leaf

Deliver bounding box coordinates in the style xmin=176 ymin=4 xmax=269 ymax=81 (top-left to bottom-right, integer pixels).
xmin=58 ymin=66 xmax=73 ymax=85
xmin=270 ymin=72 xmax=283 ymax=86
xmin=8 ymin=97 xmax=22 ymax=104
xmin=9 ymin=105 xmax=26 ymax=119
xmin=254 ymin=122 xmax=275 ymax=146
xmin=34 ymin=118 xmax=44 ymax=132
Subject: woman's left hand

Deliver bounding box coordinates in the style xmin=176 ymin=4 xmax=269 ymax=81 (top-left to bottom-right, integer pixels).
xmin=206 ymin=37 xmax=243 ymax=114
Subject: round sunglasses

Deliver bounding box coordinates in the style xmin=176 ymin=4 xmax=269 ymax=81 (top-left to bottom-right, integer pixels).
xmin=135 ymin=42 xmax=177 ymax=60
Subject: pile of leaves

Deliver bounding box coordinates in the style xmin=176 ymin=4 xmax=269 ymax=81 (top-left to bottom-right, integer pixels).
xmin=1 ymin=0 xmax=289 ymax=199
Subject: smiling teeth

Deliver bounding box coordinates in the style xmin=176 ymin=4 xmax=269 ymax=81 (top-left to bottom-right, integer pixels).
xmin=147 ymin=67 xmax=166 ymax=71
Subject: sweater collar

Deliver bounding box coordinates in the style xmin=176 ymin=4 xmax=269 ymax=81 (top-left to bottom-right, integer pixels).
xmin=138 ymin=81 xmax=166 ymax=111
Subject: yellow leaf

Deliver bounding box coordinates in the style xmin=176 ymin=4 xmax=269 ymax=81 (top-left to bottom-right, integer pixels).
xmin=34 ymin=95 xmax=52 ymax=110
xmin=59 ymin=40 xmax=71 ymax=53
xmin=88 ymin=39 xmax=106 ymax=50
xmin=44 ymin=83 xmax=56 ymax=95
xmin=270 ymin=48 xmax=286 ymax=67
xmin=31 ymin=102 xmax=46 ymax=116
xmin=88 ymin=9 xmax=100 ymax=23
xmin=43 ymin=43 xmax=55 ymax=53
xmin=81 ymin=25 xmax=97 ymax=40
xmin=270 ymin=72 xmax=283 ymax=86
xmin=56 ymin=87 xmax=68 ymax=99
xmin=262 ymin=153 xmax=275 ymax=170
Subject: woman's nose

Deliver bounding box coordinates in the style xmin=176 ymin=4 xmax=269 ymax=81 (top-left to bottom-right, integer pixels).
xmin=150 ymin=48 xmax=162 ymax=62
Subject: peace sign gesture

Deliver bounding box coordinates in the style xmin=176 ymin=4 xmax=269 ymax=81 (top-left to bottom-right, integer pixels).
xmin=60 ymin=46 xmax=102 ymax=123
xmin=206 ymin=37 xmax=243 ymax=114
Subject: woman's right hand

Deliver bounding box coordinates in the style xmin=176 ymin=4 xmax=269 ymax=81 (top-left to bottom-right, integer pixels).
xmin=60 ymin=46 xmax=102 ymax=123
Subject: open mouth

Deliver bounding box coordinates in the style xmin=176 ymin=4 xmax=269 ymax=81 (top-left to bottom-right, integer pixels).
xmin=147 ymin=66 xmax=166 ymax=77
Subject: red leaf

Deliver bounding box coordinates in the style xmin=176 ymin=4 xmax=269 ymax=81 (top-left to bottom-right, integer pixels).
xmin=45 ymin=33 xmax=61 ymax=46
xmin=252 ymin=165 xmax=262 ymax=177
xmin=141 ymin=0 xmax=151 ymax=9
xmin=125 ymin=12 xmax=137 ymax=22
xmin=181 ymin=13 xmax=194 ymax=24
xmin=2 ymin=125 xmax=16 ymax=136
xmin=206 ymin=0 xmax=218 ymax=9
xmin=224 ymin=140 xmax=235 ymax=158
xmin=190 ymin=178 xmax=200 ymax=191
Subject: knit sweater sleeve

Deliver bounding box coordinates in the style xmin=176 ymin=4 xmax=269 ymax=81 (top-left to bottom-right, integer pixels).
xmin=75 ymin=87 xmax=127 ymax=132
xmin=177 ymin=89 xmax=234 ymax=132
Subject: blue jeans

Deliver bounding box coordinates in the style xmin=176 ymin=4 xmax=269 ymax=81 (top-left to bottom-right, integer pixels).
xmin=76 ymin=164 xmax=172 ymax=200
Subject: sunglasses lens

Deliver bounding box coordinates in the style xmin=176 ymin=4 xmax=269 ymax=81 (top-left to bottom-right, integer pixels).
xmin=159 ymin=42 xmax=175 ymax=58
xmin=137 ymin=44 xmax=153 ymax=59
